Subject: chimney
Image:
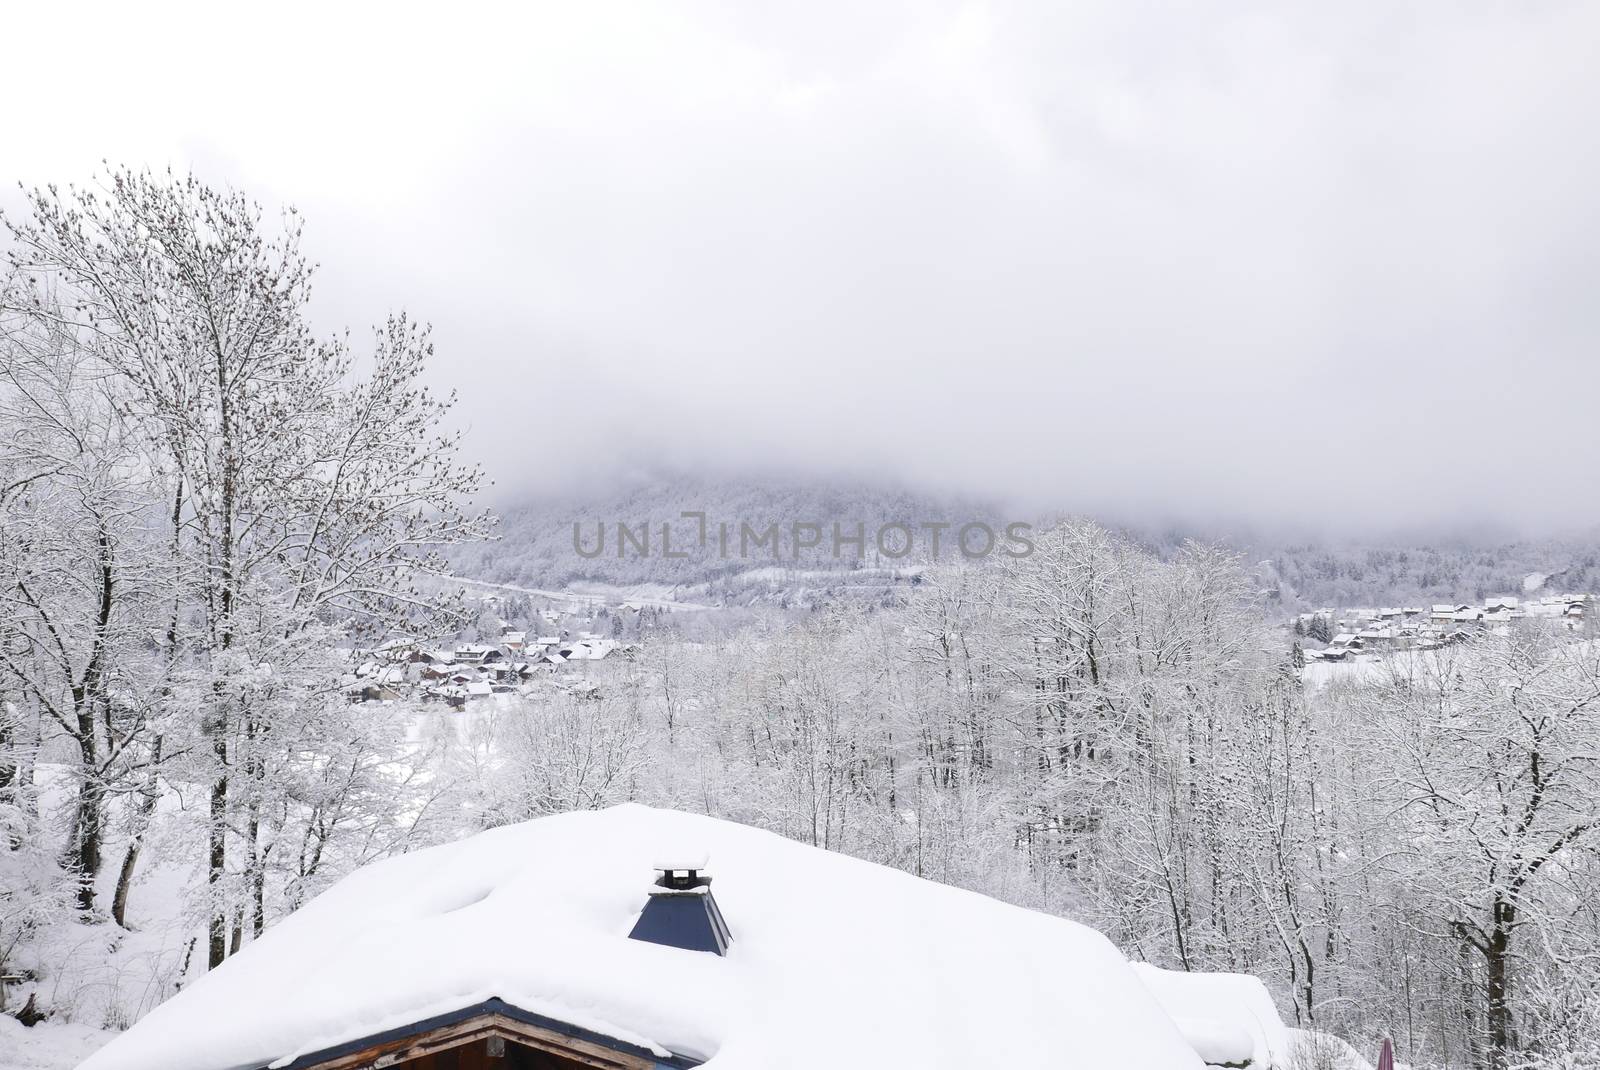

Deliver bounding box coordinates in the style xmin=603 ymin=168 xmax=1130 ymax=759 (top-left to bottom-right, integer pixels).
xmin=627 ymin=856 xmax=732 ymax=956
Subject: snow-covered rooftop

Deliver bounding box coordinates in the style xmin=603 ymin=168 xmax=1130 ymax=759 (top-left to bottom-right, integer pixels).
xmin=1132 ymin=963 xmax=1292 ymax=1070
xmin=82 ymin=806 xmax=1203 ymax=1070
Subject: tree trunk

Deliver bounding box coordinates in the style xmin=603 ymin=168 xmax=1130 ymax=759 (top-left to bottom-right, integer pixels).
xmin=71 ymin=728 xmax=103 ymax=916
xmin=208 ymin=343 xmax=239 ymax=970
xmin=207 ymin=734 xmax=229 ymax=968
xmin=1484 ymin=904 xmax=1515 ymax=1069
xmin=65 ymin=521 xmax=115 ymax=918
xmin=243 ymin=724 xmax=265 ymax=941
xmin=112 ymin=735 xmax=163 ymax=928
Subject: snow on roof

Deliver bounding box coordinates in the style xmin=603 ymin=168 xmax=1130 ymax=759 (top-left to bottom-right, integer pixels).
xmin=652 ymin=850 xmax=711 ymax=872
xmin=1168 ymin=1016 xmax=1255 ymax=1068
xmin=83 ymin=806 xmax=1203 ymax=1070
xmin=1287 ymin=1028 xmax=1374 ymax=1070
xmin=1132 ymin=963 xmax=1292 ymax=1070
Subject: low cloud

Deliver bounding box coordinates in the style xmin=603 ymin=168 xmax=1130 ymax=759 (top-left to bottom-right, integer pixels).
xmin=6 ymin=1 xmax=1599 ymax=533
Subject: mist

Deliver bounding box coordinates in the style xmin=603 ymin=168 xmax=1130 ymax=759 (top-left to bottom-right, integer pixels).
xmin=6 ymin=0 xmax=1598 ymax=534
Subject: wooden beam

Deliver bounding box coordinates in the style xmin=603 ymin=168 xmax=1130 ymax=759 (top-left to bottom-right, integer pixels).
xmin=298 ymin=1013 xmax=658 ymax=1070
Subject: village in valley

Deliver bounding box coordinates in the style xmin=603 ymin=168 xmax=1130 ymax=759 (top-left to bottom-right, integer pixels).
xmin=1295 ymin=592 xmax=1590 ymax=666
xmin=347 ymin=622 xmax=631 ymax=707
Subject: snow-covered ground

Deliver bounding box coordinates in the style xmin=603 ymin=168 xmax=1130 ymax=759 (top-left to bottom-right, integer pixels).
xmin=4 ymin=766 xmax=206 ymax=1068
xmin=454 ymin=576 xmax=717 ymax=612
xmin=0 ymin=1015 xmax=118 ymax=1069
xmin=1300 ymin=654 xmax=1390 ymax=690
xmin=1287 ymin=1028 xmax=1378 ymax=1070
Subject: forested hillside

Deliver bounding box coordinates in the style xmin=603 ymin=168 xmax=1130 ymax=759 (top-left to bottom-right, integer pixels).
xmin=450 ymin=476 xmax=1006 ymax=598
xmin=456 ymin=479 xmax=1600 ymax=615
xmin=1254 ymin=538 xmax=1600 ymax=609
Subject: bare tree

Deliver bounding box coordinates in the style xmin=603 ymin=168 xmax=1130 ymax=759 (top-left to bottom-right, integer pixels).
xmin=1369 ymin=631 xmax=1600 ymax=1067
xmin=0 ymin=314 xmax=159 ymax=917
xmin=4 ymin=167 xmax=492 ymax=967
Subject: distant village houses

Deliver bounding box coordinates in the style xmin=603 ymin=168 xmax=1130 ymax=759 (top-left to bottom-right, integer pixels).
xmin=1298 ymin=593 xmax=1589 ymax=665
xmin=343 ymin=618 xmax=635 ymax=707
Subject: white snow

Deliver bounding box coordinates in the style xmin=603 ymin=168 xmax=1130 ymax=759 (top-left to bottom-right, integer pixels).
xmin=79 ymin=805 xmax=1204 ymax=1070
xmin=1168 ymin=1016 xmax=1256 ymax=1067
xmin=8 ymin=765 xmax=201 ymax=1039
xmin=1286 ymin=1028 xmax=1375 ymax=1070
xmin=0 ymin=1014 xmax=120 ymax=1069
xmin=1132 ymin=963 xmax=1293 ymax=1069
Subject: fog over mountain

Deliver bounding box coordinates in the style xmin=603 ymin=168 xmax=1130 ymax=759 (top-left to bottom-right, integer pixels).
xmin=7 ymin=1 xmax=1599 ymax=532
xmin=445 ymin=469 xmax=1600 ymax=616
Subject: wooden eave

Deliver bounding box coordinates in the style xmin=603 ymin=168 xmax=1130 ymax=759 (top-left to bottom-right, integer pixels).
xmin=272 ymin=998 xmax=700 ymax=1070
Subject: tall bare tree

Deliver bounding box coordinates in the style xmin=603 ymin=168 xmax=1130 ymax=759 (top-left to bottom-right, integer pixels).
xmin=4 ymin=167 xmax=492 ymax=966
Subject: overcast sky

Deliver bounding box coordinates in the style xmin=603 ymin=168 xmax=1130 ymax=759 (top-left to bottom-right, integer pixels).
xmin=5 ymin=1 xmax=1599 ymax=533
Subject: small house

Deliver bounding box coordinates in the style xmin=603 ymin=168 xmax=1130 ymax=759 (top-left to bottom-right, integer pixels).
xmin=347 ymin=681 xmax=400 ymax=704
xmin=453 ymin=643 xmax=497 ymax=665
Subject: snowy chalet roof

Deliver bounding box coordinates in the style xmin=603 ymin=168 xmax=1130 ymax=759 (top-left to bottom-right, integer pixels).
xmin=82 ymin=806 xmax=1203 ymax=1070
xmin=1133 ymin=963 xmax=1293 ymax=1070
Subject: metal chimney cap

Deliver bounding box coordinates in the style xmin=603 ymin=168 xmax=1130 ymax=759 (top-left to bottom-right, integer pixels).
xmin=651 ymin=851 xmax=713 ymax=891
